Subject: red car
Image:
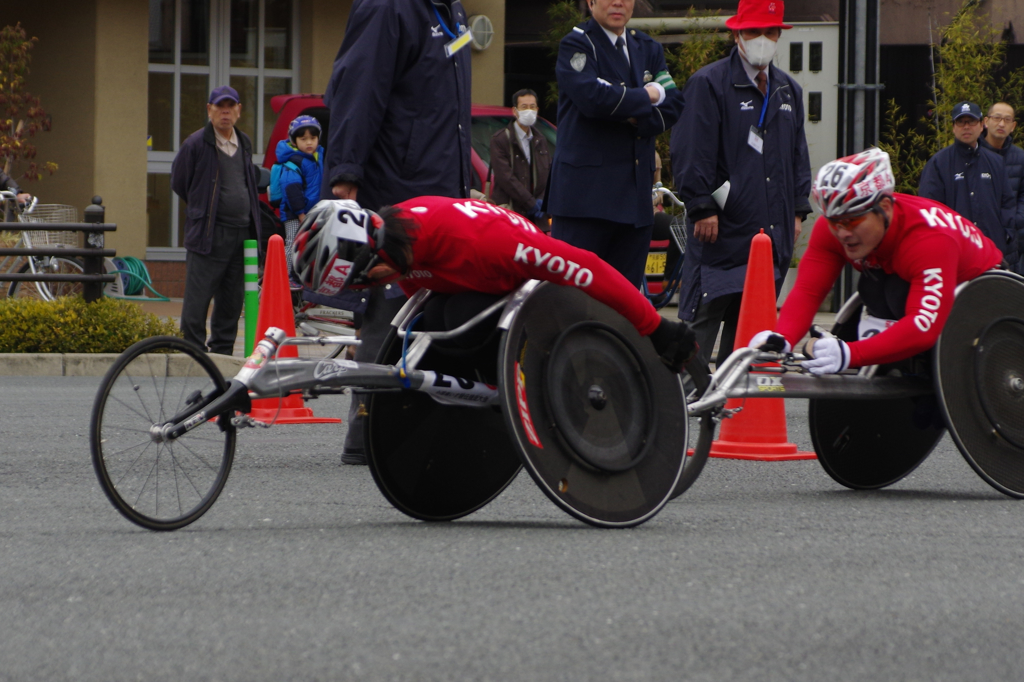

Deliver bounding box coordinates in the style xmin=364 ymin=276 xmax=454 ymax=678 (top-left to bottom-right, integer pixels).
xmin=262 ymin=94 xmax=557 ymax=199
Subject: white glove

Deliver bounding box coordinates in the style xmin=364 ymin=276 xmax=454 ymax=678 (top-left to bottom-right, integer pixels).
xmin=748 ymin=330 xmax=792 ymax=353
xmin=801 ymin=337 xmax=850 ymax=375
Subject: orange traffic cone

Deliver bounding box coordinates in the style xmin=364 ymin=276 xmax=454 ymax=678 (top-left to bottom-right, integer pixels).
xmin=709 ymin=230 xmax=814 ymax=461
xmin=248 ymin=234 xmax=341 ymax=424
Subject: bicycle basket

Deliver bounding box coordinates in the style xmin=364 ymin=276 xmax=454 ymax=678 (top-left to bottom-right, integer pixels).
xmin=18 ymin=204 xmax=80 ymax=248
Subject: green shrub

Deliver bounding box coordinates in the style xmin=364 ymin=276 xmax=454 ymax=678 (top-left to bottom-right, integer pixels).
xmin=0 ymin=297 xmax=180 ymax=353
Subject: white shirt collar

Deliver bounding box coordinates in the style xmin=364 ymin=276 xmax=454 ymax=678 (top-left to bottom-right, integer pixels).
xmin=215 ymin=127 xmax=239 ymax=156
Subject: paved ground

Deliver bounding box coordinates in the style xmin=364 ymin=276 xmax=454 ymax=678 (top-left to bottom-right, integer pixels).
xmin=2 ymin=376 xmax=1023 ymax=681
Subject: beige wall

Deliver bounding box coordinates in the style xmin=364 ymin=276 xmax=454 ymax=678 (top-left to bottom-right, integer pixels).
xmin=93 ymin=0 xmax=148 ymax=257
xmin=300 ymin=0 xmax=353 ymax=93
xmin=464 ymin=0 xmax=506 ymax=105
xmin=14 ymin=3 xmax=98 ymax=227
xmin=12 ymin=0 xmax=147 ymax=257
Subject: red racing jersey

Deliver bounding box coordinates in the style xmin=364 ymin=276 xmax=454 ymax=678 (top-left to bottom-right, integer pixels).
xmin=392 ymin=196 xmax=664 ymax=336
xmin=775 ymin=193 xmax=1003 ymax=367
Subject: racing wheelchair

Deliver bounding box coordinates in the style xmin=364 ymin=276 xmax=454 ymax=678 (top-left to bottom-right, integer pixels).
xmin=90 ymin=280 xmax=707 ymax=530
xmin=89 ymin=270 xmax=1024 ymax=531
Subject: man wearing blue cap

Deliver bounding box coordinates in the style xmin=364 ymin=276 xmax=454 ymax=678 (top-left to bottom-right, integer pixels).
xmin=920 ymin=100 xmax=1017 ymax=261
xmin=172 ymin=85 xmax=262 ymax=355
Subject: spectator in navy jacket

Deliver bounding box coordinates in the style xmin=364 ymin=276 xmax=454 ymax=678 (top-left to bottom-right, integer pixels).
xmin=920 ymin=101 xmax=1017 ymax=261
xmin=171 ymin=85 xmax=261 ymax=355
xmin=670 ymin=0 xmax=811 ymax=366
xmin=320 ymin=0 xmax=472 ymax=465
xmin=546 ymin=0 xmax=684 ymax=286
xmin=979 ymin=101 xmax=1024 ymax=270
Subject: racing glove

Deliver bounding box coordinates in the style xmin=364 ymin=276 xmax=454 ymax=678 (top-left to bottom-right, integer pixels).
xmin=649 ymin=318 xmax=698 ymax=373
xmin=800 ymin=336 xmax=850 ymax=376
xmin=748 ymin=330 xmax=792 ymax=353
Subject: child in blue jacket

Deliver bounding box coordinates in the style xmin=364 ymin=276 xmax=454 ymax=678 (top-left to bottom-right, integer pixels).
xmin=276 ymin=115 xmax=324 ymax=287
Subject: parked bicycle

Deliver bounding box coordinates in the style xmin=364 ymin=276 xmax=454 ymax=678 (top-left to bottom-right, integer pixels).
xmin=0 ymin=189 xmax=85 ymax=301
xmin=643 ymin=183 xmax=686 ymax=310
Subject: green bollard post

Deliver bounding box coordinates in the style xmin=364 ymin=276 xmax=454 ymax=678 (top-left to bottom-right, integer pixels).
xmin=244 ymin=240 xmax=259 ymax=356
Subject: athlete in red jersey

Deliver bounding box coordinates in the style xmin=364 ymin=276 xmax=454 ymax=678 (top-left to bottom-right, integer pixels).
xmin=291 ymin=197 xmax=696 ymax=371
xmin=750 ymin=149 xmax=1004 ymax=374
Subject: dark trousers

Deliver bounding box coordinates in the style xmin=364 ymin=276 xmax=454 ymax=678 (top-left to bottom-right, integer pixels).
xmin=181 ymin=225 xmax=249 ymax=355
xmin=550 ymin=215 xmax=653 ymax=287
xmin=342 ymin=287 xmax=408 ymax=454
xmin=691 ymin=291 xmax=743 ymax=367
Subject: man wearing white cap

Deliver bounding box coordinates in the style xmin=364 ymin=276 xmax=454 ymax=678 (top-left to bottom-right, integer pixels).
xmin=670 ymin=0 xmax=811 ymax=367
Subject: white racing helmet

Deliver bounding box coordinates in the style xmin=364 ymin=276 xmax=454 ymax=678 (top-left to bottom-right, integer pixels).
xmin=291 ymin=199 xmax=379 ymax=296
xmin=811 ymin=148 xmax=896 ymax=219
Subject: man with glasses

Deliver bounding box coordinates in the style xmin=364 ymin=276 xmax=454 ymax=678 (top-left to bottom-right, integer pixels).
xmin=920 ymin=101 xmax=1017 ymax=262
xmin=980 ymin=102 xmax=1024 ymax=273
xmin=670 ymin=0 xmax=811 ymax=368
xmin=488 ymin=89 xmax=551 ymax=227
xmin=749 ymin=149 xmax=1003 ymax=375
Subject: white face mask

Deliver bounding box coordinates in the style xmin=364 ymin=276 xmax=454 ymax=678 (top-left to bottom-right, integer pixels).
xmin=738 ymin=34 xmax=778 ymax=68
xmin=516 ymin=109 xmax=538 ymax=127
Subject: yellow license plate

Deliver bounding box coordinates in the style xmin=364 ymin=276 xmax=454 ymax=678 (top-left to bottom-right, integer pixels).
xmin=645 ymin=252 xmax=667 ymax=276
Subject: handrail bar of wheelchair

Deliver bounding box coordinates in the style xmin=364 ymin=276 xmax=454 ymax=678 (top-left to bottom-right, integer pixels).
xmin=687 ymin=346 xmax=933 ymax=415
xmin=394 ymin=291 xmax=515 ymax=342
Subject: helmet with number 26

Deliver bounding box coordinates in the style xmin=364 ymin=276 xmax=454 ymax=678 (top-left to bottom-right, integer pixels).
xmin=811 ymin=148 xmax=895 ymax=219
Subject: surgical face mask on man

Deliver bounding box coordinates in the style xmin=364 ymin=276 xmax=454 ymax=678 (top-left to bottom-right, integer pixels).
xmin=738 ymin=34 xmax=778 ymax=68
xmin=516 ymin=109 xmax=538 ymax=127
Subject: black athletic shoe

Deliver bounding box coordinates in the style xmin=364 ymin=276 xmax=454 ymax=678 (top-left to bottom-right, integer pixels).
xmin=341 ymin=448 xmax=367 ymax=465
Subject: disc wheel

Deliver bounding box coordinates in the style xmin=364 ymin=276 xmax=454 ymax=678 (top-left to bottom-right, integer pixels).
xmin=90 ymin=336 xmax=236 ymax=530
xmin=499 ymin=282 xmax=690 ymax=528
xmin=936 ymin=271 xmax=1024 ymax=497
xmin=365 ymin=327 xmax=522 ymax=522
xmin=7 ymin=256 xmax=84 ymax=300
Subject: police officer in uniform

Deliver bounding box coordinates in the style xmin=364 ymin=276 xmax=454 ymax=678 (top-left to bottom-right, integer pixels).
xmin=546 ymin=0 xmax=683 ymax=286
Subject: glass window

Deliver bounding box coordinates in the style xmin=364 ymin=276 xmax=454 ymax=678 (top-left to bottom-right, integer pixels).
xmin=264 ymin=0 xmax=293 ymax=69
xmin=149 ymin=0 xmax=175 ymax=64
xmin=263 ymin=76 xmax=291 ymax=149
xmin=809 ymin=42 xmax=823 ymax=72
xmin=230 ymin=75 xmax=258 ymax=144
xmin=148 ymin=72 xmax=174 ymax=152
xmin=180 ymin=73 xmax=211 ymax=143
xmin=231 ymin=0 xmax=259 ymax=68
xmin=181 ymin=0 xmax=211 ymax=66
xmin=789 ymin=42 xmax=803 ymax=72
xmin=147 ymin=173 xmax=173 ymax=248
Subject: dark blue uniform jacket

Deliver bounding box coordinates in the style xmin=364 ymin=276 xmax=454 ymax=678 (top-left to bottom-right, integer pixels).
xmin=546 ymin=19 xmax=683 ymax=227
xmin=979 ymin=131 xmax=1024 ymax=265
xmin=314 ymin=0 xmax=472 ymax=313
xmin=321 ymin=0 xmax=472 ymax=212
xmin=671 ymin=48 xmax=811 ymax=322
xmin=919 ymin=140 xmax=1016 ymax=259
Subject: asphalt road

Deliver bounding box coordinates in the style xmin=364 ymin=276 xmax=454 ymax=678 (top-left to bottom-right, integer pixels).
xmin=2 ymin=376 xmax=1023 ymax=681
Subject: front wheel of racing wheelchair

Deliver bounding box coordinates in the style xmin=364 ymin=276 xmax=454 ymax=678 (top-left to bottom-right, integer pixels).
xmin=364 ymin=281 xmax=708 ymax=528
xmin=810 ymin=270 xmax=1024 ymax=497
xmin=90 ymin=336 xmax=237 ymax=530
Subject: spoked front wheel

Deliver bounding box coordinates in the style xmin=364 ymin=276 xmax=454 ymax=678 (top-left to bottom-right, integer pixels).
xmin=90 ymin=336 xmax=236 ymax=530
xmin=7 ymin=256 xmax=85 ymax=300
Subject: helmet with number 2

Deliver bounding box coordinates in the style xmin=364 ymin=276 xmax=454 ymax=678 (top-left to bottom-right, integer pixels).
xmin=811 ymin=148 xmax=895 ymax=219
xmin=291 ymin=200 xmax=384 ymax=296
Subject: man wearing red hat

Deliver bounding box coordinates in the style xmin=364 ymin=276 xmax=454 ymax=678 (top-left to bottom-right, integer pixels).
xmin=670 ymin=0 xmax=811 ymax=367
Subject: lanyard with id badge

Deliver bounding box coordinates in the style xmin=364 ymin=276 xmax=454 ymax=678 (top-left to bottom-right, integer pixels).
xmin=430 ymin=2 xmax=473 ymax=58
xmin=748 ymin=85 xmax=770 ymax=154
